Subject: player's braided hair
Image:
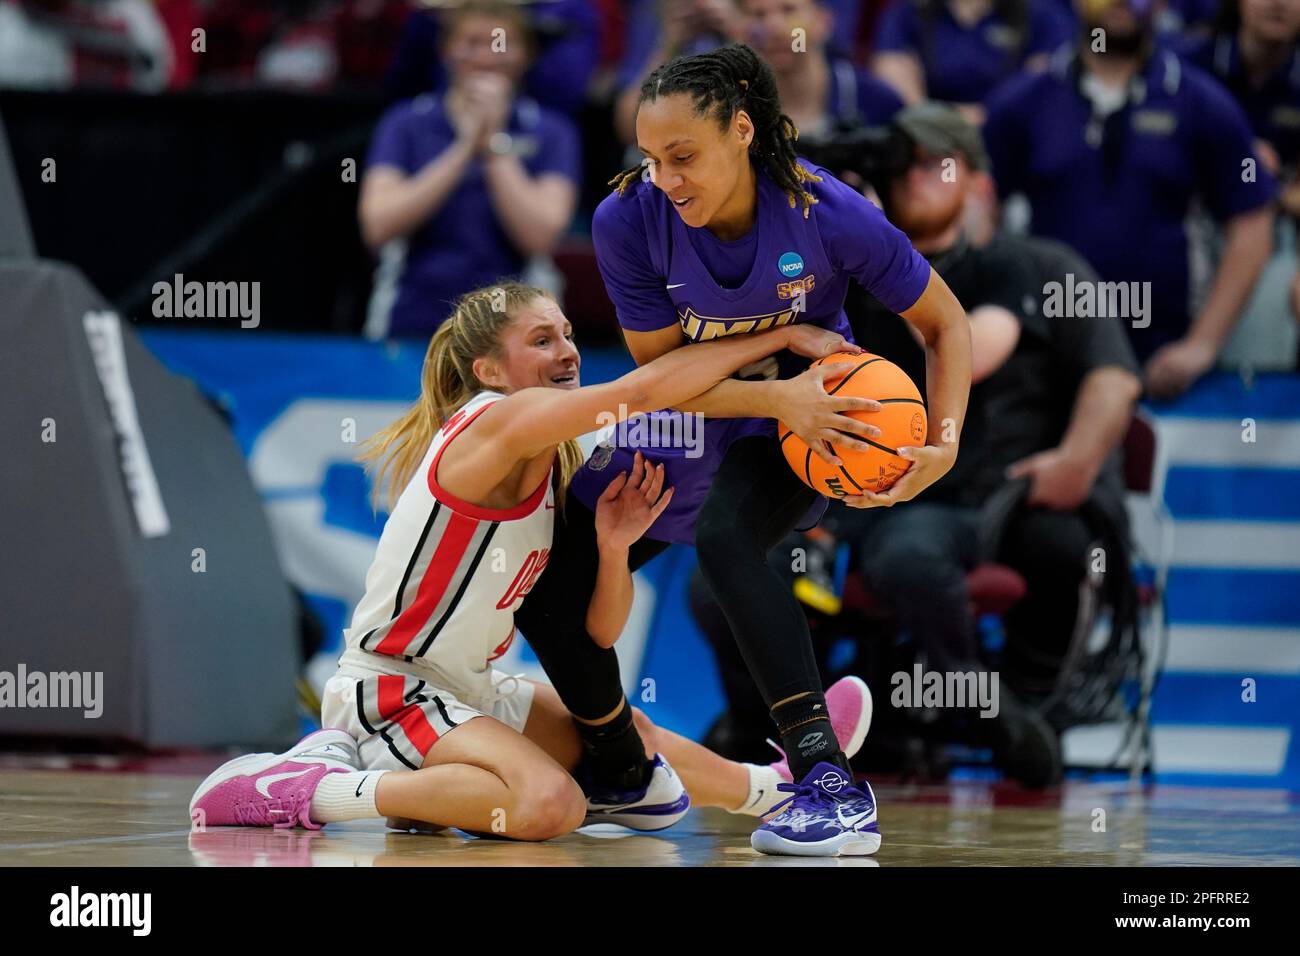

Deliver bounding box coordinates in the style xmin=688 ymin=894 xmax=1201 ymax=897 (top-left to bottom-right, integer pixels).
xmin=358 ymin=281 xmax=583 ymax=512
xmin=609 ymin=43 xmax=822 ymax=217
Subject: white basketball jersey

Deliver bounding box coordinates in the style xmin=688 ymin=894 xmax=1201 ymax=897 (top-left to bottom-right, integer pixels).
xmin=342 ymin=390 xmax=555 ymax=696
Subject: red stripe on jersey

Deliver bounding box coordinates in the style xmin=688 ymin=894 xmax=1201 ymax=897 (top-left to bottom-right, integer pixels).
xmin=394 ymin=702 xmax=440 ymax=757
xmin=375 ymin=675 xmax=439 ymax=757
xmin=428 ymin=401 xmax=550 ymax=521
xmin=373 ymin=511 xmax=480 ymax=655
xmin=376 ymin=674 xmax=408 ymax=721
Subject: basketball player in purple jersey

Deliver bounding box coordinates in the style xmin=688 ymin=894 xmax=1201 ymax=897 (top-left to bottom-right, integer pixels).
xmin=515 ymin=43 xmax=971 ymax=856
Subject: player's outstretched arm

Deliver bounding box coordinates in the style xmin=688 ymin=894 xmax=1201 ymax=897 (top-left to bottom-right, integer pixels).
xmin=487 ymin=324 xmax=796 ymax=462
xmin=436 ymin=325 xmax=796 ymax=505
xmin=620 ymin=323 xmax=873 ymax=424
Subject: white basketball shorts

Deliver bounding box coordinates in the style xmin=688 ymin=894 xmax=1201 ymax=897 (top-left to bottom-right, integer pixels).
xmin=321 ymin=653 xmax=535 ymax=772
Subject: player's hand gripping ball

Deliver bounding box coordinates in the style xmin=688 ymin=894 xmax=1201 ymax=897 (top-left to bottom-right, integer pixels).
xmin=779 ymin=352 xmax=927 ymax=498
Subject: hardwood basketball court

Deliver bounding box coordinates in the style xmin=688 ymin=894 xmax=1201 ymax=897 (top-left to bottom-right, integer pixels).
xmin=3 ymin=754 xmax=1297 ymax=867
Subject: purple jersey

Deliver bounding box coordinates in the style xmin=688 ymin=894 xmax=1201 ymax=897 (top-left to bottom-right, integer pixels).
xmin=568 ymin=160 xmax=930 ymax=544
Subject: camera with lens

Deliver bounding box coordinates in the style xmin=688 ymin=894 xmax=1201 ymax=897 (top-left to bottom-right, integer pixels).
xmin=798 ymin=122 xmax=915 ymax=195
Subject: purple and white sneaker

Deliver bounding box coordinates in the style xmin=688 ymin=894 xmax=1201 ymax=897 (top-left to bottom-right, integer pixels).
xmin=581 ymin=754 xmax=691 ymax=831
xmin=751 ymin=761 xmax=880 ymax=857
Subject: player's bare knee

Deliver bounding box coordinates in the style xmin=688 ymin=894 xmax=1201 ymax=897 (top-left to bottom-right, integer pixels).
xmin=559 ymin=779 xmax=588 ymax=833
xmin=511 ymin=773 xmax=584 ymax=841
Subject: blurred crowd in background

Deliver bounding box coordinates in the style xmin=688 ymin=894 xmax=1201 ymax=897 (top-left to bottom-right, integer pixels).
xmin=5 ymin=0 xmax=1297 ymax=383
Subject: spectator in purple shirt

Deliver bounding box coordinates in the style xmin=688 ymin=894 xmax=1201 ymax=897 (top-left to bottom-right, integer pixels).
xmin=737 ymin=0 xmax=906 ymax=136
xmin=1176 ymin=0 xmax=1300 ymax=175
xmin=1176 ymin=0 xmax=1300 ymax=357
xmin=359 ymin=3 xmax=581 ymax=338
xmin=872 ymin=0 xmax=1075 ymax=121
xmin=1156 ymin=0 xmax=1221 ymax=39
xmin=983 ymin=0 xmax=1277 ymax=394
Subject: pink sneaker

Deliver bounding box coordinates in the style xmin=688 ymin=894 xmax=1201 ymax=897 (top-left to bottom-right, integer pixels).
xmin=769 ymin=676 xmax=873 ymax=782
xmin=189 ymin=729 xmax=358 ymax=830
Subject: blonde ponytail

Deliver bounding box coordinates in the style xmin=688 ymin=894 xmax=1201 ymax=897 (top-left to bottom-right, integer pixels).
xmin=358 ymin=282 xmax=585 ymax=511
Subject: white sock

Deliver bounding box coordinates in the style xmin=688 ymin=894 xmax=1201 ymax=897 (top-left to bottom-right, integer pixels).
xmin=309 ymin=770 xmax=388 ymax=824
xmin=729 ymin=763 xmax=787 ymax=817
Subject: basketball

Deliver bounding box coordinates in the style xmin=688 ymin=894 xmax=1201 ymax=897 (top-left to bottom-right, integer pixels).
xmin=779 ymin=352 xmax=928 ymax=498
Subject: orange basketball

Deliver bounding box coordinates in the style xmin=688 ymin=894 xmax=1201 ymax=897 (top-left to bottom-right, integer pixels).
xmin=779 ymin=351 xmax=927 ymax=498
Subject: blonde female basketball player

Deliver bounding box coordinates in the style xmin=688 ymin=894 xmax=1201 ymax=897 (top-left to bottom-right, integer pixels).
xmin=189 ymin=282 xmax=872 ymax=840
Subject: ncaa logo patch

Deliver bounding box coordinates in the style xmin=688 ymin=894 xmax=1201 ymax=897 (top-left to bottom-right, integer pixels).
xmin=778 ymin=252 xmax=804 ymax=277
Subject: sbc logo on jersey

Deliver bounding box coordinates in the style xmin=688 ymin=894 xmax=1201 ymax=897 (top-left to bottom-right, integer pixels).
xmin=496 ymin=547 xmax=550 ymax=609
xmin=778 ymin=252 xmax=804 ymax=277
xmin=777 ymin=275 xmax=815 ymax=300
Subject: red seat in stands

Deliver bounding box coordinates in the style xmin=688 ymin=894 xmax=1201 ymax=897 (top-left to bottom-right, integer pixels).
xmin=841 ymin=561 xmax=1027 ymax=619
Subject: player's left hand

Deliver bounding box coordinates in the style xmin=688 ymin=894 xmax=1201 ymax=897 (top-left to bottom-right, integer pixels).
xmin=840 ymin=443 xmax=956 ymax=509
xmin=1005 ymin=447 xmax=1097 ymax=510
xmin=1144 ymin=336 xmax=1216 ymax=399
xmin=594 ymin=451 xmax=674 ymax=551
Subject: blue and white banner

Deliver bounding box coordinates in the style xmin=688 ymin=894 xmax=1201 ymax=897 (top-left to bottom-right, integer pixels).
xmin=1120 ymin=376 xmax=1300 ymax=788
xmin=143 ymin=330 xmax=1300 ymax=789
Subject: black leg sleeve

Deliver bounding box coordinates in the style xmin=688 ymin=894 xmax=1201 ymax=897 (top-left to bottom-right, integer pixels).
xmin=513 ymin=488 xmax=670 ymax=722
xmin=694 ymin=435 xmax=826 ymax=707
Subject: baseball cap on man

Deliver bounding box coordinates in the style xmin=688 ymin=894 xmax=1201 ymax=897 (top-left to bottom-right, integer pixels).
xmin=893 ymin=102 xmax=990 ymax=171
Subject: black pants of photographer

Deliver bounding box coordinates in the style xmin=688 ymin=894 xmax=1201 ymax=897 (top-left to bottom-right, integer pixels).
xmin=829 ymin=501 xmax=1101 ymax=701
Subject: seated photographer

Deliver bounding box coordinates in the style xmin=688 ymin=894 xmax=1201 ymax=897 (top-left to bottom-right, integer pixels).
xmin=977 ymin=241 xmax=1142 ymax=705
xmin=840 ymin=103 xmax=1141 ymax=736
xmin=696 ymin=104 xmax=1139 ymax=786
